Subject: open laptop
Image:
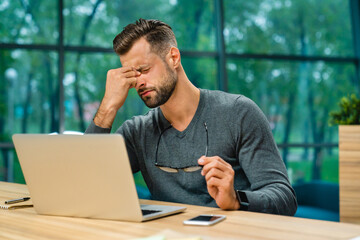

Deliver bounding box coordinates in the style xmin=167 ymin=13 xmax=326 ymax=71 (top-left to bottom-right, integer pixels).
xmin=12 ymin=134 xmax=186 ymax=222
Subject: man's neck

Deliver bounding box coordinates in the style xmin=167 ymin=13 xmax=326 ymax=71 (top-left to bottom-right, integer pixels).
xmin=160 ymin=73 xmax=200 ymax=132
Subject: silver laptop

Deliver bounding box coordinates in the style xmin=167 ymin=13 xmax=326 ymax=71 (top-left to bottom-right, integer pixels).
xmin=12 ymin=134 xmax=186 ymax=222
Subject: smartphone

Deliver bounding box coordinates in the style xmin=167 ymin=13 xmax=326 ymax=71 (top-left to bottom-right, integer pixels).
xmin=183 ymin=214 xmax=226 ymax=226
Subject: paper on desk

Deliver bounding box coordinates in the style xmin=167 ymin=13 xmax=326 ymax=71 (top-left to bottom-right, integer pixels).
xmin=0 ymin=204 xmax=33 ymax=210
xmin=0 ymin=199 xmax=34 ymax=210
xmin=349 ymin=236 xmax=360 ymax=240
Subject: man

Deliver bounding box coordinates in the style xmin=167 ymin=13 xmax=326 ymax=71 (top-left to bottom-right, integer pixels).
xmin=86 ymin=18 xmax=297 ymax=215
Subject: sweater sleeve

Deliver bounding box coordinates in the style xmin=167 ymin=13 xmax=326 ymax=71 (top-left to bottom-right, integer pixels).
xmin=234 ymin=96 xmax=297 ymax=216
xmin=85 ymin=121 xmax=112 ymax=134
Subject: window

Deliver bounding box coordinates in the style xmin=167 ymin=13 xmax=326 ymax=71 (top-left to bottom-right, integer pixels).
xmin=1 ymin=0 xmax=359 ymax=185
xmin=223 ymin=0 xmax=358 ymax=184
xmin=224 ymin=0 xmax=353 ymax=57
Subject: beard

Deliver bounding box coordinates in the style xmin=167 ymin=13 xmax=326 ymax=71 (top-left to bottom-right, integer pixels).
xmin=138 ymin=63 xmax=177 ymax=108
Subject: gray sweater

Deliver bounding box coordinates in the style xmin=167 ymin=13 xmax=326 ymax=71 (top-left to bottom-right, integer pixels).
xmin=86 ymin=89 xmax=297 ymax=215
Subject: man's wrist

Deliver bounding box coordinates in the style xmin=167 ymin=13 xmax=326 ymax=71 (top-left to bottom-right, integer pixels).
xmin=233 ymin=195 xmax=241 ymax=210
xmin=94 ymin=103 xmax=118 ymax=129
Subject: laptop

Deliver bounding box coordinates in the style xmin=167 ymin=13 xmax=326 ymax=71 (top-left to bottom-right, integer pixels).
xmin=12 ymin=134 xmax=186 ymax=222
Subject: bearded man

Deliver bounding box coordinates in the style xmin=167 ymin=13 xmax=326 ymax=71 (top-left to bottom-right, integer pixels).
xmin=86 ymin=18 xmax=297 ymax=215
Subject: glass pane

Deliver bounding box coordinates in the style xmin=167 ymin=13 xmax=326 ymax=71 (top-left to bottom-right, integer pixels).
xmin=64 ymin=0 xmax=216 ymax=51
xmin=224 ymin=0 xmax=353 ymax=56
xmin=0 ymin=148 xmax=10 ymax=181
xmin=0 ymin=0 xmax=58 ymax=44
xmin=0 ymin=50 xmax=59 ymax=137
xmin=0 ymin=148 xmax=25 ymax=183
xmin=227 ymin=59 xmax=357 ymax=144
xmin=281 ymin=146 xmax=339 ymax=184
xmin=182 ymin=57 xmax=218 ymax=90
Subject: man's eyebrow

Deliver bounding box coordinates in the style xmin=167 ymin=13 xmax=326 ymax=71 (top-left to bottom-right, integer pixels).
xmin=135 ymin=64 xmax=150 ymax=71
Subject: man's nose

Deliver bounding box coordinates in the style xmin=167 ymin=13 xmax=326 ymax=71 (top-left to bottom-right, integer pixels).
xmin=135 ymin=74 xmax=146 ymax=90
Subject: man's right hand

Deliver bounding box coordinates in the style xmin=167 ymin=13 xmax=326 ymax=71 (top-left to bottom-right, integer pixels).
xmin=94 ymin=66 xmax=141 ymax=128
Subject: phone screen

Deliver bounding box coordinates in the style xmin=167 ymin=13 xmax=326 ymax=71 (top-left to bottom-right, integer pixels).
xmin=189 ymin=215 xmax=223 ymax=222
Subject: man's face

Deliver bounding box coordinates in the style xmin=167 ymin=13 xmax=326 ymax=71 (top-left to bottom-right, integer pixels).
xmin=120 ymin=38 xmax=177 ymax=108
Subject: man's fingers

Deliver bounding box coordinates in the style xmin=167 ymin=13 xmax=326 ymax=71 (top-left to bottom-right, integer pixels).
xmin=199 ymin=156 xmax=232 ymax=176
xmin=204 ymin=168 xmax=226 ymax=182
xmin=119 ymin=66 xmax=135 ymax=73
xmin=198 ymin=156 xmax=229 ymax=167
xmin=123 ymin=70 xmax=140 ymax=78
xmin=206 ymin=176 xmax=223 ymax=188
xmin=115 ymin=66 xmax=141 ymax=79
xmin=108 ymin=67 xmax=137 ymax=78
xmin=126 ymin=77 xmax=138 ymax=88
xmin=198 ymin=156 xmax=237 ymax=210
xmin=107 ymin=66 xmax=140 ymax=89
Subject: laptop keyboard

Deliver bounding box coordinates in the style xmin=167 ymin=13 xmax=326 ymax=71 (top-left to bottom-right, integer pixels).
xmin=142 ymin=209 xmax=161 ymax=216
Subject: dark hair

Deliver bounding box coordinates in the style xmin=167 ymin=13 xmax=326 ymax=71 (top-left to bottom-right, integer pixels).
xmin=113 ymin=18 xmax=177 ymax=58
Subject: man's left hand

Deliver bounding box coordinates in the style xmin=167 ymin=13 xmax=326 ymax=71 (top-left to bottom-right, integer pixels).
xmin=198 ymin=156 xmax=240 ymax=210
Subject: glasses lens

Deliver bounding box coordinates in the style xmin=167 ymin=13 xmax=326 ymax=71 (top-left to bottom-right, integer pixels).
xmin=183 ymin=166 xmax=202 ymax=172
xmin=158 ymin=166 xmax=179 ymax=173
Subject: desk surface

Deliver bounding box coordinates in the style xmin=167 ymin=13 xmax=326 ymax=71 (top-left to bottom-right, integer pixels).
xmin=1 ymin=181 xmax=360 ymax=240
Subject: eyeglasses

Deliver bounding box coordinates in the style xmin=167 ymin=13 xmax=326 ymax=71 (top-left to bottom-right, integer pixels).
xmin=155 ymin=122 xmax=208 ymax=173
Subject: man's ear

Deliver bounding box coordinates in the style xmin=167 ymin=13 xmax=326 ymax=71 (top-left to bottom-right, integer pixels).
xmin=168 ymin=47 xmax=181 ymax=69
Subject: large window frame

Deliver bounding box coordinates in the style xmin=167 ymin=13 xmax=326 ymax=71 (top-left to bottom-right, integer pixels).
xmin=1 ymin=0 xmax=360 ymax=182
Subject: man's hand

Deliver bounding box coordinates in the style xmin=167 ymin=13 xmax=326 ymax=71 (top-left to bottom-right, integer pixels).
xmin=94 ymin=67 xmax=141 ymax=128
xmin=198 ymin=156 xmax=240 ymax=210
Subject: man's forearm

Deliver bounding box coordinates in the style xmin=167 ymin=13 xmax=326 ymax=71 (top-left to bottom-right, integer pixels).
xmin=93 ymin=100 xmax=119 ymax=129
xmin=93 ymin=66 xmax=139 ymax=128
